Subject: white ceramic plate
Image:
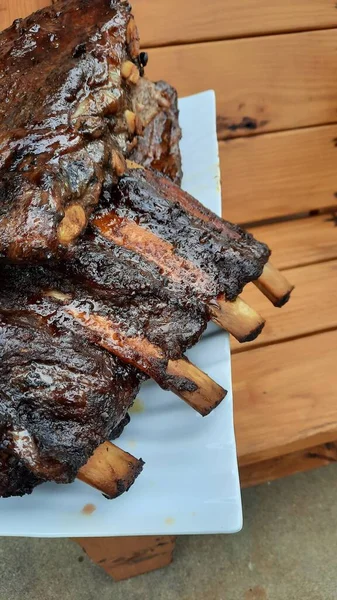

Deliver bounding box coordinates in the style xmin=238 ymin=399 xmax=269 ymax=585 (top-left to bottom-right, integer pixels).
xmin=0 ymin=91 xmax=242 ymax=537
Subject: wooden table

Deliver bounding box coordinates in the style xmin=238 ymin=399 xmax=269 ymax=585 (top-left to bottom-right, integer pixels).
xmin=2 ymin=0 xmax=337 ymax=581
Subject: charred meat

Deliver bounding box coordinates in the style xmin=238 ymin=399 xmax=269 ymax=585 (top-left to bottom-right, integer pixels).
xmin=0 ymin=306 xmax=143 ymax=497
xmin=0 ymin=256 xmax=226 ymax=497
xmin=0 ymin=263 xmax=208 ymax=395
xmin=0 ymin=0 xmax=293 ymax=501
xmin=0 ymin=0 xmax=165 ymax=263
xmin=130 ymin=80 xmax=183 ymax=185
xmin=92 ymin=165 xmax=271 ymax=305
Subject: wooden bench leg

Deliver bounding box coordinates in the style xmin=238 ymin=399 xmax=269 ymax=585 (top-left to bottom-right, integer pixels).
xmin=240 ymin=441 xmax=337 ymax=488
xmin=72 ymin=536 xmax=177 ymax=581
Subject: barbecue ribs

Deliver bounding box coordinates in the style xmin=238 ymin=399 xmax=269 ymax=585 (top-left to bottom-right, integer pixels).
xmin=0 ymin=257 xmax=226 ymax=497
xmin=0 ymin=301 xmax=144 ymax=497
xmin=0 ymin=0 xmax=294 ymax=501
xmin=130 ymin=81 xmax=183 ymax=184
xmin=0 ymin=0 xmax=166 ymax=263
xmin=92 ymin=165 xmax=270 ymax=305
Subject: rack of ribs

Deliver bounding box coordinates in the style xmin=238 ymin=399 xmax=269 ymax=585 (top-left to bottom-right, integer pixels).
xmin=0 ymin=260 xmax=226 ymax=497
xmin=0 ymin=303 xmax=144 ymax=497
xmin=0 ymin=0 xmax=293 ymax=498
xmin=0 ymin=0 xmax=167 ymax=262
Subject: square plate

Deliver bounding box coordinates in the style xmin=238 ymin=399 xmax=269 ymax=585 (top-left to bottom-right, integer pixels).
xmin=0 ymin=91 xmax=242 ymax=537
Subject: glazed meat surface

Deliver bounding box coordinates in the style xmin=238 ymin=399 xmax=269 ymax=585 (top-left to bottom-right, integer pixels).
xmin=0 ymin=0 xmax=163 ymax=264
xmin=0 ymin=262 xmax=206 ymax=387
xmin=0 ymin=305 xmax=143 ymax=497
xmin=0 ymin=253 xmax=210 ymax=498
xmin=0 ymin=1 xmax=274 ymax=501
xmin=91 ymin=166 xmax=271 ymax=304
xmin=131 ymin=81 xmax=183 ymax=185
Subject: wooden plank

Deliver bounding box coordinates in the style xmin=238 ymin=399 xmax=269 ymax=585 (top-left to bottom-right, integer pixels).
xmin=231 ymin=260 xmax=337 ymax=353
xmin=132 ymin=0 xmax=337 ymax=47
xmin=0 ymin=0 xmax=46 ymax=30
xmin=240 ymin=441 xmax=337 ymax=488
xmin=220 ymin=125 xmax=337 ymax=223
xmin=233 ymin=329 xmax=337 ymax=466
xmin=221 ymin=126 xmax=337 ymax=224
xmin=3 ymin=0 xmax=337 ymax=43
xmin=146 ymin=30 xmax=337 ymax=139
xmin=248 ymin=215 xmax=337 ymax=271
xmin=74 ymin=536 xmax=176 ymax=581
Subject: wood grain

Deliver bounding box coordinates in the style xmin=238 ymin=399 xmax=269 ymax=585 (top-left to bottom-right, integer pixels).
xmin=233 ymin=329 xmax=337 ymax=466
xmin=74 ymin=536 xmax=176 ymax=581
xmin=232 ymin=259 xmax=337 ymax=353
xmin=3 ymin=0 xmax=337 ymax=43
xmin=220 ymin=125 xmax=337 ymax=223
xmin=249 ymin=215 xmax=337 ymax=271
xmin=240 ymin=441 xmax=337 ymax=488
xmin=146 ymin=30 xmax=337 ymax=139
xmin=132 ymin=0 xmax=337 ymax=47
xmin=0 ymin=0 xmax=46 ymax=29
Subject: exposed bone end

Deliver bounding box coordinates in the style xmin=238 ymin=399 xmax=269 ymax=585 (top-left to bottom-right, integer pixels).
xmin=254 ymin=262 xmax=294 ymax=308
xmin=210 ymin=296 xmax=265 ymax=343
xmin=121 ymin=60 xmax=140 ymax=84
xmin=57 ymin=205 xmax=87 ymax=245
xmin=63 ymin=302 xmax=223 ymax=416
xmin=125 ymin=110 xmax=136 ymax=135
xmin=166 ymin=358 xmax=227 ymax=417
xmin=112 ymin=150 xmax=127 ymax=177
xmin=127 ymin=17 xmax=140 ymax=58
xmin=78 ymin=442 xmax=144 ymax=499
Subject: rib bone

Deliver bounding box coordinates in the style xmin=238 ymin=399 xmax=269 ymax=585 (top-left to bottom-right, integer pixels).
xmin=123 ymin=162 xmax=293 ymax=309
xmin=78 ymin=441 xmax=144 ymax=499
xmin=92 ymin=211 xmax=212 ymax=294
xmin=63 ymin=303 xmax=226 ymax=416
xmin=9 ymin=432 xmax=143 ymax=499
xmin=92 ymin=212 xmax=265 ymax=342
xmin=166 ymin=358 xmax=226 ymax=416
xmin=254 ymin=262 xmax=294 ymax=307
xmin=210 ymin=296 xmax=265 ymax=343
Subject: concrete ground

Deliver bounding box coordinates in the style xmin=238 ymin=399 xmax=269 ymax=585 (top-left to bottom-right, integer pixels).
xmin=1 ymin=464 xmax=337 ymax=600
